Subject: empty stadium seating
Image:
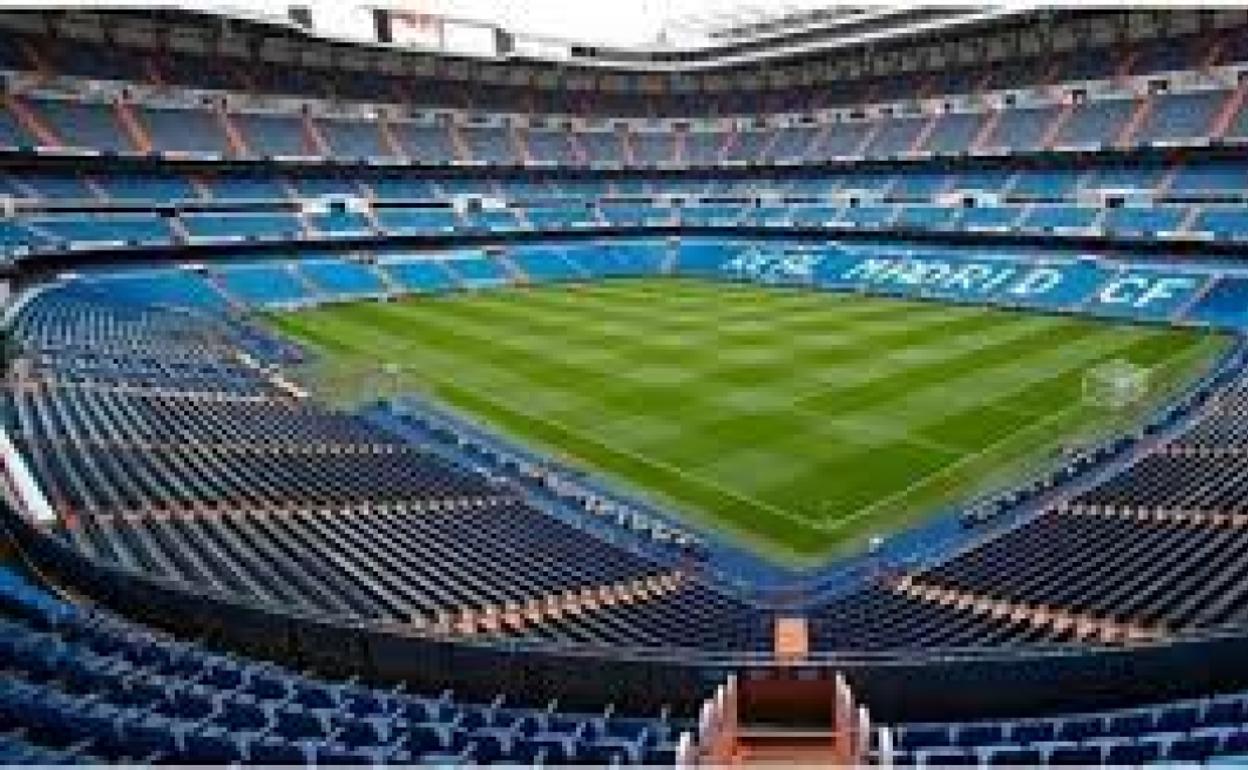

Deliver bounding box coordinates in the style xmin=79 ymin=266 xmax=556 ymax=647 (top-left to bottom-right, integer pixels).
xmin=0 ymin=562 xmax=683 ymax=765
xmin=8 ymin=10 xmax=1248 ymax=761
xmin=879 ymin=689 xmax=1248 ymax=767
xmin=6 ymin=278 xmax=771 ymax=655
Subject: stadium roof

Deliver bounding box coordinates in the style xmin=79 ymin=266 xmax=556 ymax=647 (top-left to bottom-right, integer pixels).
xmin=371 ymin=0 xmax=856 ymax=49
xmin=104 ymin=0 xmax=1027 ymax=70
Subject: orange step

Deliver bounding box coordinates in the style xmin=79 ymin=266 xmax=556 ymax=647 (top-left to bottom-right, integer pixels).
xmin=447 ymin=121 xmax=473 ymax=163
xmin=302 ymin=112 xmax=330 ymax=156
xmin=619 ymin=126 xmax=637 ymax=164
xmin=970 ymin=108 xmax=1002 ymax=152
xmin=4 ymin=93 xmax=60 ymax=148
xmin=732 ymin=729 xmax=840 ymax=767
xmin=114 ymin=100 xmax=153 ymax=153
xmin=1040 ymin=101 xmax=1075 ymax=149
xmin=1210 ymin=78 xmax=1248 ymax=140
xmin=215 ymin=107 xmax=251 ymax=157
xmin=377 ymin=116 xmax=409 ymax=160
xmin=908 ymin=113 xmax=942 ymax=154
xmin=1115 ymin=96 xmax=1153 ymax=147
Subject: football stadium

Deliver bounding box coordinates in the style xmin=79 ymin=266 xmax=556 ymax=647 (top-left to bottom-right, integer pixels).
xmin=7 ymin=2 xmax=1248 ymax=765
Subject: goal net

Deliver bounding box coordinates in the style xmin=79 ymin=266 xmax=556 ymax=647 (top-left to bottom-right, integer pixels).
xmin=1082 ymin=358 xmax=1151 ymax=411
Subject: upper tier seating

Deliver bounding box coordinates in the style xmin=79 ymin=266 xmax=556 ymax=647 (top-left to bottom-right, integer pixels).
xmin=462 ymin=126 xmax=515 ymax=165
xmin=317 ymin=117 xmax=390 ymax=159
xmin=391 ymin=123 xmax=457 ymax=164
xmin=6 ymin=26 xmax=1248 ymax=116
xmin=31 ymin=99 xmax=131 ymax=153
xmin=1056 ymin=99 xmax=1135 ymax=147
xmin=527 ymin=130 xmax=577 ymax=165
xmin=1137 ymin=90 xmax=1226 ymax=143
xmin=865 ymin=116 xmax=927 ymax=157
xmin=631 ymin=132 xmax=675 ymax=165
xmin=922 ymin=112 xmax=984 ymax=155
xmin=139 ymin=107 xmax=230 ymax=155
xmin=580 ymin=133 xmax=623 ymax=164
xmin=9 ymin=73 xmax=1246 ymax=165
xmin=235 ymin=113 xmax=314 ymax=157
xmin=0 ymin=104 xmax=31 ymax=147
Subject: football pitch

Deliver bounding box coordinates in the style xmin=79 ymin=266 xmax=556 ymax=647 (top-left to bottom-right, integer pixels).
xmin=267 ymin=278 xmax=1231 ymax=564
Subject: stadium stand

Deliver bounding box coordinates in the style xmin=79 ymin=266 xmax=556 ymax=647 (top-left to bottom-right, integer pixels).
xmin=7 ymin=6 xmax=1248 ymax=766
xmin=0 ymin=562 xmax=684 ymax=765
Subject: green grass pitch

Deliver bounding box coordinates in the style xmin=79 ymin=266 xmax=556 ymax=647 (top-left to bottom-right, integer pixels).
xmin=266 ymin=278 xmax=1231 ymax=565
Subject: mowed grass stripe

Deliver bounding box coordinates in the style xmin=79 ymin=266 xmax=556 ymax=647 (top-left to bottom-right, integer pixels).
xmin=805 ymin=326 xmax=1215 ymax=529
xmin=267 ymin=278 xmax=1230 ymax=564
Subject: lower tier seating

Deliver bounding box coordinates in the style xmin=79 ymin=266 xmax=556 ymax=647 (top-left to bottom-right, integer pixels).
xmin=6 ymin=279 xmax=771 ymax=652
xmin=881 ymin=689 xmax=1248 ymax=767
xmin=0 ymin=563 xmax=682 ymax=765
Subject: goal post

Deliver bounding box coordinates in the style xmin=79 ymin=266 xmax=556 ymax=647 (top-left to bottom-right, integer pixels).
xmin=1082 ymin=358 xmax=1151 ymax=411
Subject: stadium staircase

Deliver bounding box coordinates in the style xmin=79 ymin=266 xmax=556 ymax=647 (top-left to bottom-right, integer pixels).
xmin=292 ymin=206 xmax=318 ymax=239
xmin=186 ymin=174 xmax=214 ymax=200
xmin=691 ymin=673 xmax=869 ymax=767
xmin=166 ymin=214 xmax=192 ymax=244
xmin=287 ymin=262 xmax=327 ymax=297
xmin=753 ymin=128 xmax=784 ymax=163
xmin=214 ymin=105 xmax=251 ymax=157
xmin=673 ymin=128 xmax=687 ymax=164
xmin=799 ymin=123 xmax=828 ymax=159
xmin=4 ymin=92 xmax=60 ymax=147
xmin=509 ymin=123 xmax=533 ymax=165
xmin=620 ymin=127 xmax=638 ymax=165
xmin=367 ymin=259 xmax=405 ymax=294
xmin=447 ymin=122 xmax=473 ymax=163
xmin=1211 ymin=76 xmax=1248 ymax=139
xmin=1116 ymin=94 xmax=1155 ymax=147
xmin=200 ymin=271 xmax=246 ymax=309
xmin=376 ymin=116 xmax=409 ymax=160
xmin=908 ymin=113 xmax=942 ymax=155
xmin=17 ymin=37 xmax=52 ymax=81
xmin=355 ymin=188 xmax=386 ymax=231
xmin=82 ymin=175 xmax=110 ymax=202
xmin=853 ymin=120 xmax=883 ymax=156
xmin=509 ymin=206 xmax=535 ymax=231
xmin=113 ymin=98 xmax=153 ymax=154
xmin=1040 ymin=101 xmax=1076 ymax=149
xmin=302 ymin=112 xmax=331 ymax=156
xmin=141 ymin=54 xmax=165 ymax=87
xmin=969 ymin=107 xmax=1002 ymax=152
xmin=494 ymin=249 xmax=532 ymax=284
xmin=716 ymin=128 xmax=738 ymax=164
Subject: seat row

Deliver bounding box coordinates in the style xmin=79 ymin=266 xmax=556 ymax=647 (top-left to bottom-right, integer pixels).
xmin=6 ymin=86 xmax=1248 ymax=161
